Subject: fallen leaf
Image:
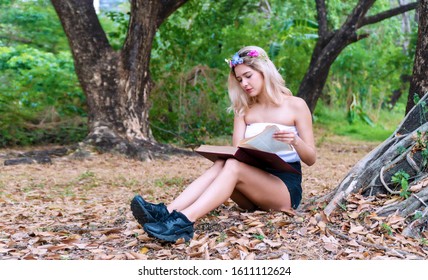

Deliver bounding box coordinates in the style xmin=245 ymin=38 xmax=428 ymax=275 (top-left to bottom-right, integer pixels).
xmin=125 ymin=240 xmax=138 ymax=248
xmin=130 ymin=251 xmax=148 ymax=260
xmin=239 ymin=250 xmax=248 ymax=260
xmin=139 ymin=247 xmax=149 ymax=254
xmin=348 ymin=212 xmax=359 ymax=219
xmin=323 ymin=243 xmax=338 ymax=253
xmin=349 ymin=223 xmax=367 ymax=235
xmin=387 ymin=215 xmax=405 ymax=225
xmin=263 ymin=238 xmax=282 ymax=248
xmin=346 ymin=240 xmax=360 ymax=247
xmin=317 ymin=221 xmax=326 ymax=233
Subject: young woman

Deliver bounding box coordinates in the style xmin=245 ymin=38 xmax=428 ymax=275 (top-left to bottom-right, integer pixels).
xmin=131 ymin=46 xmax=316 ymax=242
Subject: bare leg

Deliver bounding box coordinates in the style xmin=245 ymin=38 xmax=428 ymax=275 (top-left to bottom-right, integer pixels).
xmin=181 ymin=159 xmax=292 ymax=222
xmin=230 ymin=190 xmax=258 ymax=211
xmin=167 ymin=160 xmax=225 ymax=213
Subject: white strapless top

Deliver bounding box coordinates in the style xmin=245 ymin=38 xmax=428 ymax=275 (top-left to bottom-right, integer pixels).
xmin=245 ymin=122 xmax=301 ymax=163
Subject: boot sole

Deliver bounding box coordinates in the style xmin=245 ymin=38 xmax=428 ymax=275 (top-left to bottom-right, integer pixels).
xmin=145 ymin=227 xmax=194 ymax=243
xmin=130 ymin=196 xmax=151 ymax=226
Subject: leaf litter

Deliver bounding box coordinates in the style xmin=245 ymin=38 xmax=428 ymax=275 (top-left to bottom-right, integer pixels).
xmin=0 ymin=136 xmax=427 ymax=260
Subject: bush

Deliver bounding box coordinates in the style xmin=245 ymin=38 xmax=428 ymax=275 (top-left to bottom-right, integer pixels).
xmin=0 ymin=46 xmax=87 ymax=147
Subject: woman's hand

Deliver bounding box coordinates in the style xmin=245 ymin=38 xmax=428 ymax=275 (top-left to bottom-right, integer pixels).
xmin=272 ymin=130 xmax=300 ymax=146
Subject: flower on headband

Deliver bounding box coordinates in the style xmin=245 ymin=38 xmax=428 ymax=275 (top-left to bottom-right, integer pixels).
xmin=229 ymin=53 xmax=243 ymax=67
xmin=225 ymin=49 xmax=266 ymax=68
xmin=247 ymin=50 xmax=259 ymax=57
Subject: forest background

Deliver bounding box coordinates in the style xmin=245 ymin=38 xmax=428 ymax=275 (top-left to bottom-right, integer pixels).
xmin=0 ymin=0 xmax=417 ymax=148
xmin=2 ymin=0 xmax=428 ymax=263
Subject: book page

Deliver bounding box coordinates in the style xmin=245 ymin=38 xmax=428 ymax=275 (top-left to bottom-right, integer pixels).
xmin=238 ymin=125 xmax=293 ymax=153
xmin=196 ymin=145 xmax=238 ymax=154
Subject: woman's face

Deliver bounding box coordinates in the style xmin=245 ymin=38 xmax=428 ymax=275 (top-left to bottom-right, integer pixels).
xmin=234 ymin=64 xmax=265 ymax=98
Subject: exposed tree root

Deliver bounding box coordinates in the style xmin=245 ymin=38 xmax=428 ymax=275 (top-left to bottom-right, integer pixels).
xmin=84 ymin=123 xmax=194 ymax=161
xmin=322 ymin=93 xmax=428 ymax=239
xmin=376 ymin=184 xmax=428 ymax=217
xmin=1 ymin=125 xmax=194 ymax=166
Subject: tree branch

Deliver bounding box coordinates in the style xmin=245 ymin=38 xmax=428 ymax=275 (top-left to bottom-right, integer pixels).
xmin=157 ymin=0 xmax=189 ymax=28
xmin=341 ymin=0 xmax=375 ymax=31
xmin=0 ymin=34 xmax=30 ymax=44
xmin=50 ymin=0 xmax=111 ymax=55
xmin=315 ymin=0 xmax=329 ymax=37
xmin=358 ymin=2 xmax=418 ymax=28
xmin=349 ymin=32 xmax=370 ymax=44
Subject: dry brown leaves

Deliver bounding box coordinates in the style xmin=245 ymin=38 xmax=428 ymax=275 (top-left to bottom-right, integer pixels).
xmin=322 ymin=192 xmax=428 ymax=260
xmin=0 ymin=136 xmax=427 ymax=260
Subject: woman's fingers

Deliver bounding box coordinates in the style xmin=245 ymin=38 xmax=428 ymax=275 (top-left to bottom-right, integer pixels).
xmin=273 ymin=131 xmax=296 ymax=144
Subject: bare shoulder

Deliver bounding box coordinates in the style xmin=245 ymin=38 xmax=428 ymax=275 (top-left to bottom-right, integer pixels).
xmin=284 ymin=95 xmax=309 ymax=110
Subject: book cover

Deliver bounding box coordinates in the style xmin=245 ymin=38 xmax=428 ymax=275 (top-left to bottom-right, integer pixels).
xmin=195 ymin=125 xmax=300 ymax=174
xmin=195 ymin=145 xmax=300 ymax=174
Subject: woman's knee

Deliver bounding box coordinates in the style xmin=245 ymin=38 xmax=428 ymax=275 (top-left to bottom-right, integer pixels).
xmin=209 ymin=159 xmax=225 ymax=173
xmin=224 ymin=158 xmax=243 ymax=175
xmin=213 ymin=159 xmax=226 ymax=167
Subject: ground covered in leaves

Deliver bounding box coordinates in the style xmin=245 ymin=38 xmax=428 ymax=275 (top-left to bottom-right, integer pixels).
xmin=1 ymin=135 xmax=427 ymax=260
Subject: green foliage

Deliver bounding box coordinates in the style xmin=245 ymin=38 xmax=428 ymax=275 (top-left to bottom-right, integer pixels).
xmin=252 ymin=233 xmax=265 ymax=241
xmin=314 ymin=100 xmax=404 ymax=142
xmin=338 ymin=202 xmax=347 ymax=211
xmin=0 ymin=0 xmax=69 ymax=52
xmin=0 ymin=46 xmax=86 ymax=147
xmin=325 ymin=3 xmax=416 ymax=123
xmin=413 ymin=210 xmax=423 ymax=220
xmin=415 ymin=131 xmax=427 ymax=150
xmin=148 ymin=0 xmax=416 ymax=145
xmin=391 ymin=170 xmax=411 ymax=198
xmin=0 ymin=1 xmax=87 ymax=147
xmin=148 ymin=0 xmax=320 ymax=144
xmin=413 ymin=93 xmax=428 ymax=124
xmin=414 ymin=130 xmax=428 ymax=167
xmin=0 ymin=0 xmax=420 ymax=148
xmin=381 ymin=222 xmax=393 ymax=235
xmin=397 ymin=145 xmax=407 ymax=154
xmin=149 ymin=66 xmax=233 ymax=144
xmin=348 ymin=94 xmax=375 ymax=126
xmin=98 ymin=2 xmax=130 ymax=50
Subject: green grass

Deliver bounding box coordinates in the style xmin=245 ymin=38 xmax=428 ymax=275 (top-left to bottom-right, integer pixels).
xmin=314 ymin=102 xmax=405 ymax=142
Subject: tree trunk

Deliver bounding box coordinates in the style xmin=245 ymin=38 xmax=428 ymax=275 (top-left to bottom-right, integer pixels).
xmin=51 ymin=0 xmax=188 ymax=159
xmin=322 ymin=93 xmax=428 ymax=214
xmin=406 ymin=0 xmax=428 ymax=113
xmin=321 ymin=0 xmax=428 ymax=238
xmin=297 ymin=0 xmax=418 ymax=113
xmin=388 ymin=74 xmax=411 ymax=109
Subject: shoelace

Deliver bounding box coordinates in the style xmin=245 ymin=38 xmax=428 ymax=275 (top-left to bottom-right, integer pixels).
xmin=165 ymin=217 xmax=178 ymax=225
xmin=164 ymin=213 xmax=183 ymax=226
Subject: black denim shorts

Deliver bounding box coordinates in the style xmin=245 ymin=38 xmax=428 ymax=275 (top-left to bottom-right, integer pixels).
xmin=265 ymin=162 xmax=302 ymax=209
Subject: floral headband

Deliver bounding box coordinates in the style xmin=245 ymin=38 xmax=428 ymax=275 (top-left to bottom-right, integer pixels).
xmin=225 ymin=50 xmax=267 ymax=68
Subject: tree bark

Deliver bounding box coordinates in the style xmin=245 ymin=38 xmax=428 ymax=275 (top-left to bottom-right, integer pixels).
xmin=322 ymin=93 xmax=428 ymax=218
xmin=406 ymin=0 xmax=428 ymax=113
xmin=298 ymin=0 xmax=418 ymax=113
xmin=51 ymin=0 xmax=188 ymax=159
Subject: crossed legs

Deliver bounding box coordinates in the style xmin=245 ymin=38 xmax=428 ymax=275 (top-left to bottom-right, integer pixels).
xmin=167 ymin=158 xmax=293 ymax=222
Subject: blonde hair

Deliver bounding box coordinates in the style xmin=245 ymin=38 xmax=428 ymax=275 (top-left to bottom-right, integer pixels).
xmin=227 ymin=46 xmax=292 ymax=115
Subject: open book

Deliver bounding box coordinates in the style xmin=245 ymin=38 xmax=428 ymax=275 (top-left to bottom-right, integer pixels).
xmin=195 ymin=125 xmax=300 ymax=174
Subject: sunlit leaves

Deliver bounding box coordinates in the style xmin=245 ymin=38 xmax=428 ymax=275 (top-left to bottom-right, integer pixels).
xmin=0 ymin=45 xmax=85 ymax=146
xmin=0 ymin=0 xmax=69 ymax=52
